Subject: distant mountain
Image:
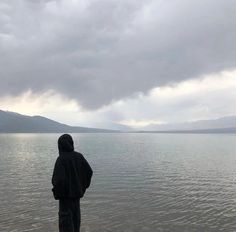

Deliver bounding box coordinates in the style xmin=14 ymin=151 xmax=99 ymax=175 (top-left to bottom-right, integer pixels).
xmin=141 ymin=115 xmax=236 ymax=132
xmin=136 ymin=127 xmax=236 ymax=134
xmin=89 ymin=122 xmax=133 ymax=131
xmin=0 ymin=110 xmax=117 ymax=133
xmin=1 ymin=109 xmax=236 ymax=133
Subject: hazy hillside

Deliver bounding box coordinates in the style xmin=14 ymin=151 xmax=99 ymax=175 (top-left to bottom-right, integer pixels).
xmin=0 ymin=110 xmax=117 ymax=133
xmin=1 ymin=109 xmax=236 ymax=133
xmin=141 ymin=116 xmax=236 ymax=132
xmin=136 ymin=127 xmax=236 ymax=134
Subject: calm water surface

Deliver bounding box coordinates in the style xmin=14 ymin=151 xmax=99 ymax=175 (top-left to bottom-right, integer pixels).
xmin=0 ymin=133 xmax=236 ymax=232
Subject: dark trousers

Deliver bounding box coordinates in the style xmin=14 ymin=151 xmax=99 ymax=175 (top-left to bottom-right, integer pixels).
xmin=59 ymin=199 xmax=81 ymax=232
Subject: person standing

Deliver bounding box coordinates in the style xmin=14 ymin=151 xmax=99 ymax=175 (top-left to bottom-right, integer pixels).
xmin=52 ymin=134 xmax=93 ymax=232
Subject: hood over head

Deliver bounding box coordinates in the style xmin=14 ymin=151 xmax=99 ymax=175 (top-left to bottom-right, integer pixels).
xmin=58 ymin=134 xmax=74 ymax=153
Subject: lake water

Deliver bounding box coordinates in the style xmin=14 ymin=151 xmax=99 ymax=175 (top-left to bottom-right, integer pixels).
xmin=0 ymin=133 xmax=236 ymax=232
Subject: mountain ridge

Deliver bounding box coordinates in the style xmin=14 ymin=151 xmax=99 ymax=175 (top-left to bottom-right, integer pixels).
xmin=1 ymin=109 xmax=236 ymax=133
xmin=141 ymin=115 xmax=236 ymax=131
xmin=135 ymin=127 xmax=236 ymax=134
xmin=0 ymin=110 xmax=118 ymax=133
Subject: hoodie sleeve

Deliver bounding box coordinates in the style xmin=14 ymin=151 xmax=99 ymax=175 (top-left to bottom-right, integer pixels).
xmin=83 ymin=157 xmax=93 ymax=189
xmin=52 ymin=157 xmax=66 ymax=200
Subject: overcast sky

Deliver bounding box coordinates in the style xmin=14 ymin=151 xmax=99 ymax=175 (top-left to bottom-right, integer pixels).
xmin=0 ymin=0 xmax=236 ymax=129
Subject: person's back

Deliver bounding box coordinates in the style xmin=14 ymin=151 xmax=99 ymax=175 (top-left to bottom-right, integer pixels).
xmin=52 ymin=134 xmax=93 ymax=232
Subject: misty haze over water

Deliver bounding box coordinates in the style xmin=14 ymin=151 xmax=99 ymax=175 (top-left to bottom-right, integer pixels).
xmin=1 ymin=133 xmax=236 ymax=232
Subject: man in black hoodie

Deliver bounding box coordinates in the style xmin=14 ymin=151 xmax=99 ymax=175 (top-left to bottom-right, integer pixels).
xmin=52 ymin=134 xmax=93 ymax=232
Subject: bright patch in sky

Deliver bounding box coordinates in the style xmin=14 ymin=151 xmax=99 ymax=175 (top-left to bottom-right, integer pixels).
xmin=1 ymin=70 xmax=236 ymax=129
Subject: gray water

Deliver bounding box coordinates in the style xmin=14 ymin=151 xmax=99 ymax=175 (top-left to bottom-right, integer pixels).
xmin=1 ymin=133 xmax=236 ymax=232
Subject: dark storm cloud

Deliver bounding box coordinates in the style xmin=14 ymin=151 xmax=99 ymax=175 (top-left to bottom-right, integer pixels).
xmin=0 ymin=0 xmax=236 ymax=109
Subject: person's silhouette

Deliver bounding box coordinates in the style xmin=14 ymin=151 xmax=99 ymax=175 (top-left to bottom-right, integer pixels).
xmin=52 ymin=134 xmax=93 ymax=232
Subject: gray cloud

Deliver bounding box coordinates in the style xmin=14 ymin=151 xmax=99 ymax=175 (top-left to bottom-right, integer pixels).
xmin=0 ymin=0 xmax=236 ymax=109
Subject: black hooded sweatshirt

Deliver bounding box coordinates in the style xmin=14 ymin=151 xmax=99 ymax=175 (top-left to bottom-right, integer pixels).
xmin=52 ymin=134 xmax=93 ymax=200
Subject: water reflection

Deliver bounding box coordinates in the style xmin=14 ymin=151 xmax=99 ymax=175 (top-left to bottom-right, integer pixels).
xmin=0 ymin=133 xmax=236 ymax=231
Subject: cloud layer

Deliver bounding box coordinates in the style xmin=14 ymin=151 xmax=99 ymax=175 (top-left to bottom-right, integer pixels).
xmin=1 ymin=0 xmax=236 ymax=109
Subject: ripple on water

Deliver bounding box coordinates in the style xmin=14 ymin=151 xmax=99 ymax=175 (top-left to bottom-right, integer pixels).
xmin=1 ymin=133 xmax=236 ymax=232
